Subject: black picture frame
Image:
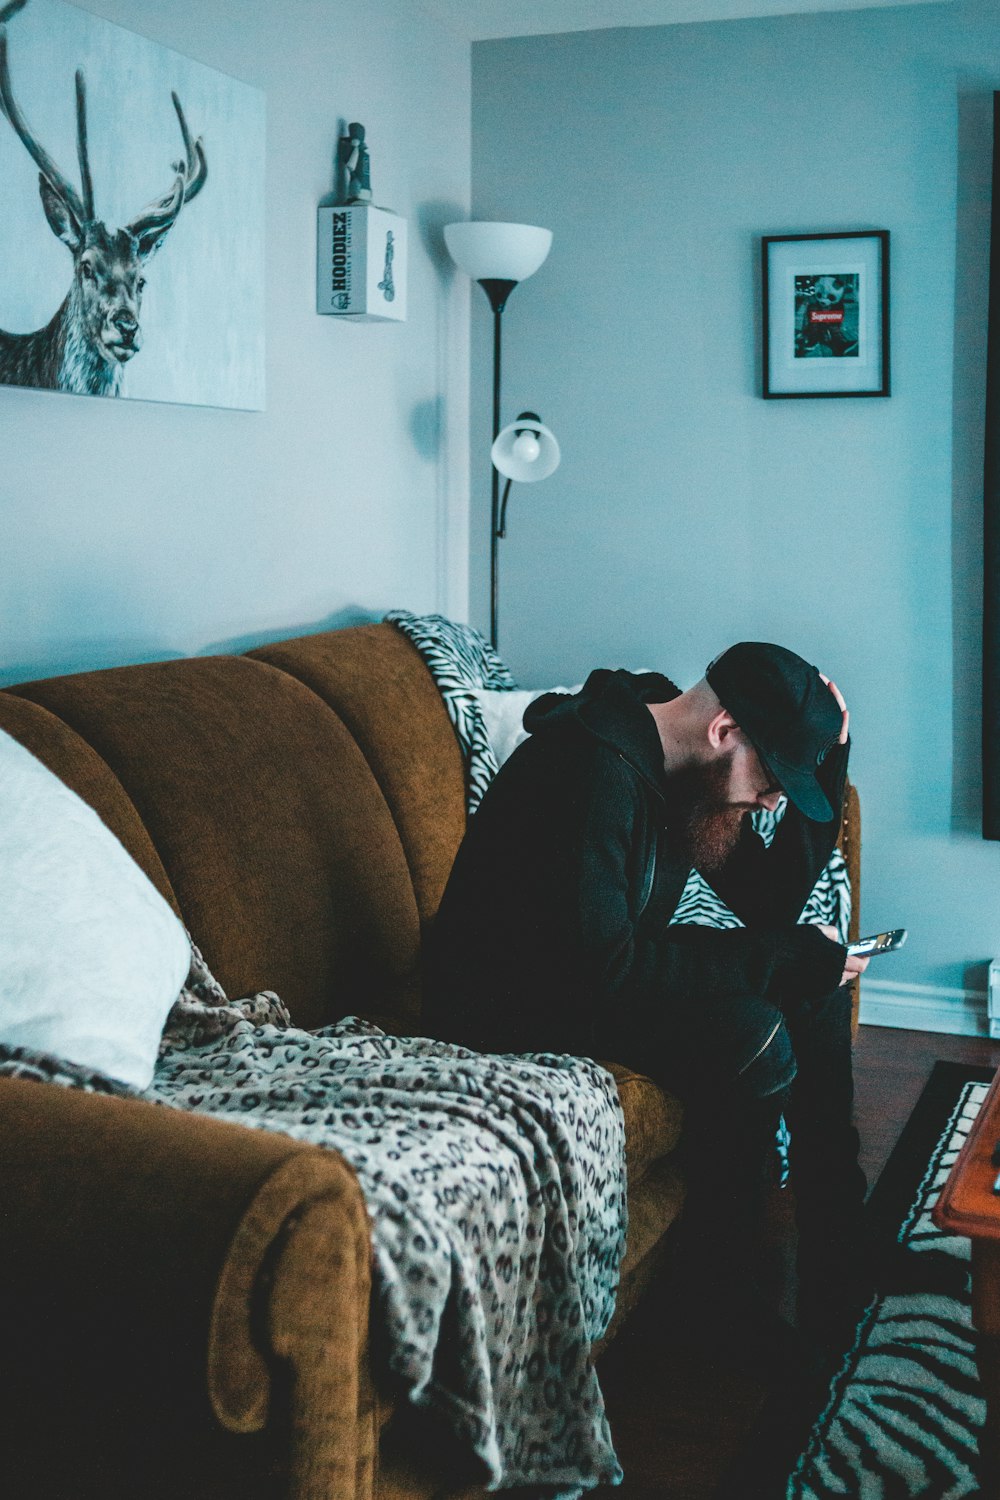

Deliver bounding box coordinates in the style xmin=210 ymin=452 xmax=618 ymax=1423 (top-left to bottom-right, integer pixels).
xmin=983 ymin=96 xmax=1000 ymax=839
xmin=762 ymin=230 xmax=890 ymax=399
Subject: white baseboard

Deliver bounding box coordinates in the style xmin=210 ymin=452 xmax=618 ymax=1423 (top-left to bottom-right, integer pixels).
xmin=859 ymin=977 xmax=989 ymax=1038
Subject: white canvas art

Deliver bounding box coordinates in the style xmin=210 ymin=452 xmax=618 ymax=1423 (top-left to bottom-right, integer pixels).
xmin=0 ymin=0 xmax=265 ymax=409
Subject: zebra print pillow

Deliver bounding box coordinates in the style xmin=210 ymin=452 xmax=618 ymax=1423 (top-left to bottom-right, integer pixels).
xmin=671 ymin=806 xmax=851 ymax=943
xmin=385 ymin=610 xmax=514 ymax=812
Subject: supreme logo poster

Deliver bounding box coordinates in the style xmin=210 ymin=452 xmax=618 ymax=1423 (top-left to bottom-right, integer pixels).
xmin=762 ymin=232 xmax=889 ymax=399
xmin=794 ymin=273 xmax=860 ymax=359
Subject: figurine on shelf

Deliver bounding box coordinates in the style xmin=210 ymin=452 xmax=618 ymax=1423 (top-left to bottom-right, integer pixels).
xmin=342 ymin=122 xmax=373 ymax=204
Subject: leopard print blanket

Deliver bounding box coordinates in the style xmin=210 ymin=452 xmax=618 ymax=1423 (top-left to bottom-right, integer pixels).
xmin=0 ymin=942 xmax=627 ymax=1497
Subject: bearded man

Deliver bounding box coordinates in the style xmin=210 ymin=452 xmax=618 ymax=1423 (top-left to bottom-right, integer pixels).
xmin=424 ymin=642 xmax=871 ymax=1358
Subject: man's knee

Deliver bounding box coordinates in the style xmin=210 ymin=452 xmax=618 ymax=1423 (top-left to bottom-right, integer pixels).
xmin=736 ymin=1012 xmax=797 ymax=1099
xmin=782 ymin=984 xmax=855 ymax=1062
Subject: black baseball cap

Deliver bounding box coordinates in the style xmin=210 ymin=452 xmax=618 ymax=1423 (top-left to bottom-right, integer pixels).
xmin=705 ymin=642 xmax=844 ymax=821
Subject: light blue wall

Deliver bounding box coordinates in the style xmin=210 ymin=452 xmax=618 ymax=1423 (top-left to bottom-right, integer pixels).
xmin=472 ymin=0 xmax=1000 ymax=1021
xmin=0 ymin=0 xmax=471 ymax=683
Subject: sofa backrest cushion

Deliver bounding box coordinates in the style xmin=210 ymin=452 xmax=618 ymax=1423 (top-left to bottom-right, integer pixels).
xmin=0 ymin=692 xmax=179 ymax=910
xmin=5 ymin=641 xmax=441 ymax=1031
xmin=247 ymin=625 xmax=467 ymax=929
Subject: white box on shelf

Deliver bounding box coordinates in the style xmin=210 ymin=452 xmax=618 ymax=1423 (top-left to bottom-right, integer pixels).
xmin=317 ymin=205 xmax=407 ymax=322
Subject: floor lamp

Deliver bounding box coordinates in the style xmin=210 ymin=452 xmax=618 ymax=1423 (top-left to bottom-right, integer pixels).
xmin=444 ymin=221 xmax=558 ymax=649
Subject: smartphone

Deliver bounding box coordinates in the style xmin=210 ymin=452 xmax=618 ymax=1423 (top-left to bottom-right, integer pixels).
xmin=846 ymin=928 xmax=908 ymax=958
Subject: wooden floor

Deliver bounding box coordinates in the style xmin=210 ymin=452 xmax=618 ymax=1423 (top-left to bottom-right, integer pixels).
xmin=592 ymin=1025 xmax=1000 ymax=1500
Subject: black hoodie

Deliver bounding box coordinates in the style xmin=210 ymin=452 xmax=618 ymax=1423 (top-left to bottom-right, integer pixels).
xmin=423 ymin=669 xmax=848 ymax=1075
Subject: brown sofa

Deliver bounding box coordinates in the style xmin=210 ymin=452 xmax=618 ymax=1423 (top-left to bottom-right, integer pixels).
xmin=0 ymin=622 xmax=861 ymax=1500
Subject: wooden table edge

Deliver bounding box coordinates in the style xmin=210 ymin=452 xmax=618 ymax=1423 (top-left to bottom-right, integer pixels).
xmin=934 ymin=1064 xmax=1000 ymax=1241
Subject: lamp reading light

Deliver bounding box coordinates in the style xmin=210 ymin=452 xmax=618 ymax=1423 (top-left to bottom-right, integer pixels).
xmin=491 ymin=412 xmax=561 ymax=539
xmin=491 ymin=414 xmax=560 ymax=483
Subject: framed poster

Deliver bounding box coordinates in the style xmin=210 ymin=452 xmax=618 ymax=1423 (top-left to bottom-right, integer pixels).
xmin=0 ymin=0 xmax=265 ymax=409
xmin=761 ymin=231 xmax=890 ymax=399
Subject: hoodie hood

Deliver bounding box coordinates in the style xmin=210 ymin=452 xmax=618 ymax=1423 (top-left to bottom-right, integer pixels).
xmin=523 ymin=668 xmax=680 ymax=793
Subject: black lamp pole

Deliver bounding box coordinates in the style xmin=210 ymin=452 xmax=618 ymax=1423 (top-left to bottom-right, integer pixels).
xmin=478 ymin=277 xmax=518 ymax=649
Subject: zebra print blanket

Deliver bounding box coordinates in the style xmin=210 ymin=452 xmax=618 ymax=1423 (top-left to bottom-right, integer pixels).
xmin=0 ymin=942 xmax=626 ymax=1497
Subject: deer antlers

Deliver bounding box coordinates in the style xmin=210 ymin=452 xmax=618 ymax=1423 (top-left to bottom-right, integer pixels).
xmin=0 ymin=1 xmax=207 ymax=249
xmin=75 ymin=69 xmax=94 ymax=219
xmin=127 ymin=93 xmax=208 ymax=247
xmin=0 ymin=22 xmax=88 ymax=229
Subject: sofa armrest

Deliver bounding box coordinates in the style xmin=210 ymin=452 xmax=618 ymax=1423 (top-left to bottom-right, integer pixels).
xmin=212 ymin=1135 xmax=374 ymax=1500
xmin=0 ymin=1076 xmax=372 ymax=1500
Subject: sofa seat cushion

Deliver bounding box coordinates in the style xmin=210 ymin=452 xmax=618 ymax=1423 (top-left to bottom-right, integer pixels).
xmin=602 ymin=1062 xmax=683 ymax=1183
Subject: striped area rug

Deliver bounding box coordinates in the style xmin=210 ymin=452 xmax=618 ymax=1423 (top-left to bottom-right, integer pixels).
xmin=787 ymin=1062 xmax=991 ymax=1499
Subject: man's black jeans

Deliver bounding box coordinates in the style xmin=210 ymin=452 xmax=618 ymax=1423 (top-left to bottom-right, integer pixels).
xmin=651 ymin=982 xmax=866 ymax=1307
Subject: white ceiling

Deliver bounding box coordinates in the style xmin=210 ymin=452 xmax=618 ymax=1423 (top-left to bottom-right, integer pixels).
xmin=416 ymin=0 xmax=948 ymax=41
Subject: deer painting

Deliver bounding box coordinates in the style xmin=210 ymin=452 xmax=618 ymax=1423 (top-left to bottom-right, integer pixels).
xmin=0 ymin=0 xmax=207 ymax=397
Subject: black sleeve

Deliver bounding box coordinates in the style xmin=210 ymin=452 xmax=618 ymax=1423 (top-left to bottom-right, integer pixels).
xmin=571 ymin=747 xmax=847 ymax=1020
xmin=703 ymin=740 xmax=850 ymax=927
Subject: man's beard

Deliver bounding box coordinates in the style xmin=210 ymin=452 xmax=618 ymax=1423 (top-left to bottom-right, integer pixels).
xmin=663 ymin=759 xmax=750 ymax=875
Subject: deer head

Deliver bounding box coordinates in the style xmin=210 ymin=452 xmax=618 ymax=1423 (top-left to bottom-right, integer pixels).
xmin=0 ymin=0 xmax=206 ymax=379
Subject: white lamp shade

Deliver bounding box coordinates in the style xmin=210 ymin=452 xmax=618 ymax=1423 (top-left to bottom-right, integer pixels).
xmin=491 ymin=418 xmax=561 ymax=483
xmin=444 ymin=222 xmax=552 ymax=283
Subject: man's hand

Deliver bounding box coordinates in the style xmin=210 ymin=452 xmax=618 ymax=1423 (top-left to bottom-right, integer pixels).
xmin=816 ymin=922 xmax=869 ymax=986
xmin=819 ymin=673 xmax=849 ymax=744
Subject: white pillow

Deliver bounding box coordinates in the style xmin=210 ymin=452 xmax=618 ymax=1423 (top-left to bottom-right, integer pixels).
xmin=0 ymin=728 xmax=190 ymax=1088
xmin=472 ymin=685 xmax=583 ymax=767
xmin=473 ymin=672 xmax=657 ymax=768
